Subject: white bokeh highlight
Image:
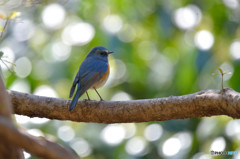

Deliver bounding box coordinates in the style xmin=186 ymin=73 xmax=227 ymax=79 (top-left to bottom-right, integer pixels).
xmin=70 ymin=138 xmax=92 ymax=157
xmin=117 ymin=24 xmax=136 ymax=42
xmin=225 ymin=120 xmax=240 ymax=138
xmin=159 ymin=132 xmax=192 ymax=157
xmin=162 ymin=137 xmax=181 ymax=157
xmin=51 ymin=41 xmax=71 ymax=61
xmin=194 ymin=30 xmax=214 ymax=50
xmin=0 ymin=47 xmax=15 ymax=71
xmin=174 ymin=5 xmax=202 ymax=30
xmin=122 ymin=123 xmax=136 ymax=139
xmin=210 ymin=137 xmax=226 ymax=151
xmin=30 ymin=117 xmax=49 ymax=124
xmin=10 ymin=79 xmax=31 ymax=93
xmin=15 ymin=114 xmax=31 ymax=124
xmin=144 ymin=124 xmax=163 ymax=141
xmin=27 ymin=129 xmax=45 ymax=137
xmin=125 ymin=136 xmax=147 ymax=156
xmin=223 ymin=0 xmax=239 ymax=9
xmin=197 ymin=118 xmax=217 ymax=140
xmin=15 ymin=114 xmax=49 ymax=125
xmin=57 ymin=125 xmax=75 ymax=142
xmin=13 ymin=19 xmax=34 ymax=41
xmin=42 ymin=3 xmax=66 ymax=29
xmin=111 ymin=91 xmax=132 ymax=101
xmin=33 ymin=85 xmax=58 ymax=98
xmin=230 ymin=41 xmax=240 ymax=60
xmin=62 ymin=22 xmax=95 ymax=46
xmin=101 ymin=124 xmax=126 ymax=145
xmin=103 ymin=15 xmax=123 ymax=34
xmin=15 ymin=57 xmax=32 ymax=78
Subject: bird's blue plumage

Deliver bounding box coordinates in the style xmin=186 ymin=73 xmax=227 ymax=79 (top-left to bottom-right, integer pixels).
xmin=69 ymin=46 xmax=113 ymax=111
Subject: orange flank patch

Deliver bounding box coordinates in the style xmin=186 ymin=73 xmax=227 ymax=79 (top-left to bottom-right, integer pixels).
xmin=91 ymin=64 xmax=110 ymax=89
xmin=101 ymin=65 xmax=110 ymax=81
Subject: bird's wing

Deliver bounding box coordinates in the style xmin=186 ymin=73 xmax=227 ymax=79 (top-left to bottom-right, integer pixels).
xmin=69 ymin=71 xmax=80 ymax=98
xmin=79 ymin=59 xmax=108 ymax=94
xmin=69 ymin=71 xmax=101 ymax=111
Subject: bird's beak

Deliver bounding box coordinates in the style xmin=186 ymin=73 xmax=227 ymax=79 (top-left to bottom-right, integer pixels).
xmin=108 ymin=51 xmax=114 ymax=54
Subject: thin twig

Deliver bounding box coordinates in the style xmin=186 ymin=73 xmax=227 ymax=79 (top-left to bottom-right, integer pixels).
xmin=221 ymin=75 xmax=223 ymax=90
xmin=0 ymin=59 xmax=14 ymax=73
xmin=0 ymin=18 xmax=9 ymax=40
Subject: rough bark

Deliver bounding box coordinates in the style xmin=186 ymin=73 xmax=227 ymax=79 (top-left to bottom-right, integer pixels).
xmin=0 ymin=77 xmax=77 ymax=159
xmin=0 ymin=77 xmax=24 ymax=159
xmin=9 ymin=88 xmax=240 ymax=123
xmin=0 ymin=116 xmax=77 ymax=159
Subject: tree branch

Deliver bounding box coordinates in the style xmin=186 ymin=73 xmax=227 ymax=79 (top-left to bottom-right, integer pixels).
xmin=0 ymin=76 xmax=24 ymax=158
xmin=0 ymin=116 xmax=77 ymax=159
xmin=9 ymin=88 xmax=240 ymax=123
xmin=0 ymin=76 xmax=13 ymax=119
xmin=0 ymin=76 xmax=77 ymax=158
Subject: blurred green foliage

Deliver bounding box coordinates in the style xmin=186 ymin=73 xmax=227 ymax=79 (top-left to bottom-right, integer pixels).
xmin=1 ymin=0 xmax=240 ymax=158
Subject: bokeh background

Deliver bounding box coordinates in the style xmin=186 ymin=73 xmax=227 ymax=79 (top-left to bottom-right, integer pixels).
xmin=1 ymin=0 xmax=240 ymax=158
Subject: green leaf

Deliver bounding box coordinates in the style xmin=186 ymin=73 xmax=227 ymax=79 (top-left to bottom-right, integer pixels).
xmin=0 ymin=51 xmax=3 ymax=58
xmin=0 ymin=25 xmax=4 ymax=32
xmin=8 ymin=11 xmax=20 ymax=19
xmin=218 ymin=68 xmax=223 ymax=75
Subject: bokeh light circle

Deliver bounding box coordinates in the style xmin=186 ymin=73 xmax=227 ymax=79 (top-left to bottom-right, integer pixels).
xmin=15 ymin=57 xmax=32 ymax=78
xmin=194 ymin=30 xmax=214 ymax=50
xmin=62 ymin=22 xmax=95 ymax=46
xmin=42 ymin=3 xmax=66 ymax=29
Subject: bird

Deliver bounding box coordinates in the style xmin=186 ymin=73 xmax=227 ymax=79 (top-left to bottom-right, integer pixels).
xmin=69 ymin=46 xmax=114 ymax=111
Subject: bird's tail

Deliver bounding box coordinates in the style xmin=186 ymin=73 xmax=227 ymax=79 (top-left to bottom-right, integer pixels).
xmin=69 ymin=88 xmax=82 ymax=111
xmin=69 ymin=85 xmax=76 ymax=98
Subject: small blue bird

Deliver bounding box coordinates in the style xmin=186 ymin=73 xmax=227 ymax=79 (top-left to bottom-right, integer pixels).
xmin=69 ymin=46 xmax=113 ymax=111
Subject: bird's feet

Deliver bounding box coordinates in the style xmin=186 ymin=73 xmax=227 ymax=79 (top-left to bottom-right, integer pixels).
xmin=83 ymin=98 xmax=91 ymax=102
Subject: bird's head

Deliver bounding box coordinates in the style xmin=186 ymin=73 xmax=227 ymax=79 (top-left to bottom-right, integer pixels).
xmin=87 ymin=46 xmax=113 ymax=61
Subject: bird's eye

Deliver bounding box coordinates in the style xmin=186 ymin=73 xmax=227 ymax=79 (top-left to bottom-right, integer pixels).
xmin=100 ymin=52 xmax=106 ymax=56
